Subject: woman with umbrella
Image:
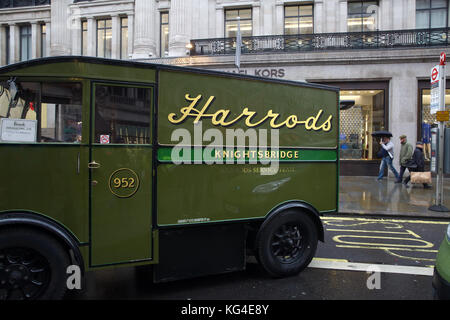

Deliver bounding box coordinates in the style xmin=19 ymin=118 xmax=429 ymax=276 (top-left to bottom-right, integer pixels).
xmin=373 ymin=131 xmax=400 ymax=181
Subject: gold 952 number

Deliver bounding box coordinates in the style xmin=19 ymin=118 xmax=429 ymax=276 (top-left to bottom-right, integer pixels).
xmin=109 ymin=168 xmax=139 ymax=198
xmin=112 ymin=177 xmax=135 ymax=189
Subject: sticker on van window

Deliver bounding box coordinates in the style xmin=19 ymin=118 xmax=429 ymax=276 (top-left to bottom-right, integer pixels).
xmin=100 ymin=135 xmax=110 ymax=144
xmin=0 ymin=118 xmax=37 ymax=143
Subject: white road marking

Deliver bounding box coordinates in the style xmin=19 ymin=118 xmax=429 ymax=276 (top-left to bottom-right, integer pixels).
xmin=309 ymin=258 xmax=434 ymax=276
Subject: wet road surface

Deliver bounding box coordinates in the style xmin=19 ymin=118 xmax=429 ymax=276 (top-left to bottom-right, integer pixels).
xmin=66 ymin=215 xmax=449 ymax=300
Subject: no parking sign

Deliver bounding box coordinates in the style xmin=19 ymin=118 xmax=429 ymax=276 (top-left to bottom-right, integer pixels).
xmin=100 ymin=135 xmax=110 ymax=144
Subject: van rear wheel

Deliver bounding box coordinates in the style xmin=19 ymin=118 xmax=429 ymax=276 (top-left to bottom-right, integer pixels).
xmin=0 ymin=228 xmax=70 ymax=300
xmin=256 ymin=210 xmax=318 ymax=278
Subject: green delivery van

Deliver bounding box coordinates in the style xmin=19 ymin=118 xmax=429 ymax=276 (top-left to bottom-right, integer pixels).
xmin=0 ymin=56 xmax=339 ymax=299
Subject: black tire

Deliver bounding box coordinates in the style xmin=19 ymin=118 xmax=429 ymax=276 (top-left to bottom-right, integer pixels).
xmin=256 ymin=210 xmax=318 ymax=278
xmin=0 ymin=227 xmax=71 ymax=300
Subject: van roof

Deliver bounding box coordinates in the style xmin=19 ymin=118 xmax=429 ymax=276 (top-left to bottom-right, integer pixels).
xmin=0 ymin=56 xmax=339 ymax=92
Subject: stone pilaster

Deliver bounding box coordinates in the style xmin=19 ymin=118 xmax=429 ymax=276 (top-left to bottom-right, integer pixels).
xmin=169 ymin=0 xmax=192 ymax=57
xmin=127 ymin=14 xmax=134 ymax=59
xmin=111 ymin=14 xmax=120 ymax=59
xmin=50 ymin=0 xmax=72 ymax=56
xmin=9 ymin=23 xmax=19 ymax=64
xmin=31 ymin=22 xmax=39 ymax=59
xmin=133 ymin=0 xmax=156 ymax=58
xmin=44 ymin=20 xmax=51 ymax=58
xmin=86 ymin=17 xmax=96 ymax=56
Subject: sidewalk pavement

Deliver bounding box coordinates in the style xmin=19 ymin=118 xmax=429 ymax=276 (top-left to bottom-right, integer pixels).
xmin=338 ymin=176 xmax=450 ymax=219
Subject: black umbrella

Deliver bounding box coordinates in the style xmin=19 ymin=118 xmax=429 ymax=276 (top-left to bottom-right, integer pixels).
xmin=371 ymin=130 xmax=393 ymax=138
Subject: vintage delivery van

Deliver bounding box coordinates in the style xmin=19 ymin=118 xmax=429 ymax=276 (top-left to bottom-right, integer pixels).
xmin=0 ymin=56 xmax=339 ymax=299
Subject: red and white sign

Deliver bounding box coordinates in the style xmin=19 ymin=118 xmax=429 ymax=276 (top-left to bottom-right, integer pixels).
xmin=440 ymin=52 xmax=446 ymax=65
xmin=431 ymin=66 xmax=440 ymax=84
xmin=100 ymin=135 xmax=110 ymax=144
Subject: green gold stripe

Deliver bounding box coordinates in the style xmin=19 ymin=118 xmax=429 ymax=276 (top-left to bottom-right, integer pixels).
xmin=157 ymin=147 xmax=337 ymax=163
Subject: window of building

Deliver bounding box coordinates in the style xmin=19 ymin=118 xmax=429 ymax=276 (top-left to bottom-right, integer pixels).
xmin=120 ymin=17 xmax=128 ymax=59
xmin=40 ymin=24 xmax=46 ymax=57
xmin=96 ymin=19 xmax=112 ymax=58
xmin=0 ymin=81 xmax=83 ymax=143
xmin=5 ymin=26 xmax=10 ymax=65
xmin=284 ymin=4 xmax=314 ymax=35
xmin=339 ymin=89 xmax=386 ymax=160
xmin=20 ymin=25 xmax=31 ymax=61
xmin=347 ymin=1 xmax=378 ymax=32
xmin=418 ymin=80 xmax=450 ymax=160
xmin=94 ymin=84 xmax=152 ymax=144
xmin=160 ymin=12 xmax=169 ymax=57
xmin=416 ymin=0 xmax=448 ymax=28
xmin=0 ymin=0 xmax=50 ymax=9
xmin=225 ymin=8 xmax=252 ymax=38
xmin=81 ymin=20 xmax=87 ymax=56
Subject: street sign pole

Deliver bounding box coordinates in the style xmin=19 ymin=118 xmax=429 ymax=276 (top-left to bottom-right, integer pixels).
xmin=429 ymin=52 xmax=449 ymax=212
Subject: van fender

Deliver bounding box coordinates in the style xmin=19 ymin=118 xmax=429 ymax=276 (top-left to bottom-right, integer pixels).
xmin=0 ymin=211 xmax=85 ymax=274
xmin=261 ymin=201 xmax=325 ymax=242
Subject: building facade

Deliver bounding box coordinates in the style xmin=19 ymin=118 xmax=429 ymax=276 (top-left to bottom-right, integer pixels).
xmin=1 ymin=0 xmax=449 ymax=175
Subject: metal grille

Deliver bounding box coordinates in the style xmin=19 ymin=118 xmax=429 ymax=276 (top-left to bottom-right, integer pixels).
xmin=190 ymin=28 xmax=450 ymax=56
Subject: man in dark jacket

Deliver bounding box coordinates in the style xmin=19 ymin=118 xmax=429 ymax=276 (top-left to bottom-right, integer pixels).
xmin=403 ymin=141 xmax=431 ymax=188
xmin=396 ymin=134 xmax=413 ymax=183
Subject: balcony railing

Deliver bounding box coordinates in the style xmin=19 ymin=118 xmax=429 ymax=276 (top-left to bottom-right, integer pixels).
xmin=190 ymin=28 xmax=450 ymax=56
xmin=0 ymin=0 xmax=50 ymax=8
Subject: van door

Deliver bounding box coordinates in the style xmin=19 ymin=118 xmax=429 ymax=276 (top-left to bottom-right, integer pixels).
xmin=90 ymin=83 xmax=153 ymax=266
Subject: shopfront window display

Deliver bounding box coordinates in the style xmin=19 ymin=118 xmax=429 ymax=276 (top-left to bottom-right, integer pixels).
xmin=420 ymin=88 xmax=450 ymax=160
xmin=339 ymin=90 xmax=385 ymax=160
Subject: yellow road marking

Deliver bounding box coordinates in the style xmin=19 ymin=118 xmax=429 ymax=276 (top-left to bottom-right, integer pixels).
xmin=312 ymin=257 xmax=349 ymax=263
xmin=336 ymin=245 xmax=438 ymax=253
xmin=383 ymin=249 xmax=436 ymax=262
xmin=321 ymin=216 xmax=449 ymax=225
xmin=326 ymin=228 xmax=422 ymax=238
xmin=332 ymin=235 xmax=434 ymax=248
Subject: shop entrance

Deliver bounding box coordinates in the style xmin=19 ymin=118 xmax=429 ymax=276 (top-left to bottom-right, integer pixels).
xmin=316 ymin=81 xmax=389 ymax=176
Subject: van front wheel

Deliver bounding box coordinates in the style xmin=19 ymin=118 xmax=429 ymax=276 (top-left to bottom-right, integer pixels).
xmin=0 ymin=228 xmax=70 ymax=300
xmin=256 ymin=211 xmax=318 ymax=277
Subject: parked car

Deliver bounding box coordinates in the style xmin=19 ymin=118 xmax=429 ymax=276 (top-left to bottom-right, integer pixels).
xmin=433 ymin=223 xmax=450 ymax=300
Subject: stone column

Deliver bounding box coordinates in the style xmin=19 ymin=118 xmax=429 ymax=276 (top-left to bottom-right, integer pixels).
xmin=379 ymin=0 xmax=391 ymax=30
xmin=71 ymin=17 xmax=82 ymax=56
xmin=274 ymin=2 xmax=284 ymax=35
xmin=50 ymin=0 xmax=72 ymax=55
xmin=169 ymin=0 xmax=192 ymax=57
xmin=252 ymin=3 xmax=261 ymax=36
xmin=133 ymin=0 xmax=156 ymax=58
xmin=9 ymin=23 xmax=19 ymax=64
xmin=31 ymin=22 xmax=39 ymax=59
xmin=111 ymin=14 xmax=120 ymax=59
xmin=127 ymin=14 xmax=134 ymax=59
xmin=215 ymin=5 xmax=224 ymax=38
xmin=87 ymin=16 xmax=96 ymax=56
xmin=44 ymin=20 xmax=51 ymax=58
xmin=338 ymin=0 xmax=348 ymax=32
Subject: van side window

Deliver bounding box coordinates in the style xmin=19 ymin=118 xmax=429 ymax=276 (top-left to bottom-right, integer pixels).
xmin=94 ymin=84 xmax=151 ymax=144
xmin=0 ymin=81 xmax=82 ymax=143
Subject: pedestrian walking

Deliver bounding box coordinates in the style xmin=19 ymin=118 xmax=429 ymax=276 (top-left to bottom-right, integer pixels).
xmin=377 ymin=136 xmax=400 ymax=181
xmin=403 ymin=141 xmax=432 ymax=189
xmin=396 ymin=134 xmax=413 ymax=184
